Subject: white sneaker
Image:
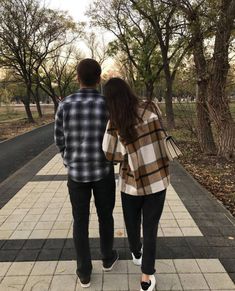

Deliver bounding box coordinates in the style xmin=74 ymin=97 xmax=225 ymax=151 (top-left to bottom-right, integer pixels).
xmin=131 ymin=246 xmax=143 ymax=266
xmin=140 ymin=275 xmax=156 ymax=291
xmin=131 ymin=252 xmax=142 ymax=266
xmin=78 ymin=277 xmax=91 ymax=288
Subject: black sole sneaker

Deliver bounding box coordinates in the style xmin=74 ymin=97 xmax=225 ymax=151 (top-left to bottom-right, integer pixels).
xmin=102 ymin=250 xmax=119 ymax=271
xmin=76 ymin=271 xmax=91 ymax=288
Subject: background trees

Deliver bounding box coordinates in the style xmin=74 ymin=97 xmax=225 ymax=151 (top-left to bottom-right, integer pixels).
xmin=0 ymin=0 xmax=81 ymax=122
xmin=167 ymin=0 xmax=235 ymax=159
xmin=88 ymin=0 xmax=235 ymax=159
xmin=0 ymin=0 xmax=234 ymax=159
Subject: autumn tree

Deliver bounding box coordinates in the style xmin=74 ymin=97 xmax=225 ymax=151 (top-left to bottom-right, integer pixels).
xmin=83 ymin=31 xmax=109 ymax=66
xmin=129 ymin=0 xmax=191 ymax=128
xmin=36 ymin=45 xmax=82 ymax=112
xmin=167 ymin=0 xmax=235 ymax=159
xmin=0 ymin=0 xmax=80 ymax=122
xmin=88 ymin=0 xmax=164 ymax=100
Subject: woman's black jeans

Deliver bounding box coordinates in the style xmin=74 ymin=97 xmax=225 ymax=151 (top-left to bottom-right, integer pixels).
xmin=121 ymin=189 xmax=166 ymax=275
xmin=68 ymin=167 xmax=116 ymax=278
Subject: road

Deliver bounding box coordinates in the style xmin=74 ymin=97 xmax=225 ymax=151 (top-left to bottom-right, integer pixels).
xmin=0 ymin=122 xmax=54 ymax=184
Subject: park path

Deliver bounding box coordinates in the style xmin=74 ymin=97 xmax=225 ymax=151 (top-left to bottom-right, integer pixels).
xmin=0 ymin=144 xmax=234 ymax=290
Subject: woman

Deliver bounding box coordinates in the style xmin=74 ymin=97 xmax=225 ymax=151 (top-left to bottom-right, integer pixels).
xmin=102 ymin=78 xmax=170 ymax=291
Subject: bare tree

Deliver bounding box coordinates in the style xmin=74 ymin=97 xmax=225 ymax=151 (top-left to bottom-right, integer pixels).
xmin=0 ymin=0 xmax=80 ymax=122
xmin=168 ymin=0 xmax=235 ymax=159
xmin=83 ymin=31 xmax=109 ymax=66
xmin=37 ymin=45 xmax=83 ymax=112
xmin=88 ymin=0 xmax=164 ymax=99
xmin=129 ymin=0 xmax=191 ymax=128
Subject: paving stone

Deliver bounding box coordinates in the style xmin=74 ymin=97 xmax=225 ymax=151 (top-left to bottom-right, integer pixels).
xmin=204 ymin=273 xmax=235 ymax=290
xmin=29 ymin=229 xmax=50 ymax=239
xmin=38 ymin=249 xmax=61 ymax=261
xmin=10 ymin=230 xmax=31 ymax=240
xmin=179 ymin=273 xmax=209 ymax=290
xmin=156 ymin=260 xmax=176 ymax=273
xmin=64 ymin=239 xmax=74 ymax=249
xmin=44 ymin=239 xmax=65 ymax=249
xmin=156 ymin=274 xmax=183 ymax=290
xmin=55 ymin=260 xmax=77 ymax=275
xmin=92 ymin=261 xmax=103 ymax=274
xmin=2 ymin=239 xmax=25 ymax=250
xmin=174 ymin=259 xmax=201 ymax=273
xmin=34 ymin=221 xmax=54 ymax=230
xmin=23 ymin=239 xmax=45 ymax=250
xmin=207 ymin=237 xmax=231 ymax=247
xmin=0 ymin=276 xmax=28 ymax=290
xmin=0 ymin=250 xmax=18 ymax=262
xmin=103 ymin=274 xmax=128 ymax=290
xmin=220 ymin=259 xmax=235 ymax=273
xmin=228 ymin=272 xmax=235 ymax=284
xmin=197 ymin=259 xmax=226 ymax=273
xmin=31 ymin=261 xmax=58 ymax=275
xmin=23 ymin=275 xmax=52 ymax=291
xmin=15 ymin=249 xmax=40 ymax=262
xmin=162 ymin=228 xmax=183 ymax=236
xmin=7 ymin=261 xmax=35 ymax=276
xmin=0 ymin=262 xmax=11 ymax=276
xmin=199 ymin=226 xmax=222 ymax=236
xmin=128 ymin=274 xmax=142 ymax=290
xmin=220 ymin=226 xmax=235 ymax=237
xmin=49 ymin=229 xmax=69 ymax=238
xmin=0 ymin=230 xmax=14 ymax=239
xmin=17 ymin=221 xmax=37 ymax=231
xmin=127 ymin=260 xmax=141 ymax=274
xmin=181 ymin=227 xmax=203 ymax=236
xmin=50 ymin=274 xmax=77 ymax=291
xmin=0 ymin=222 xmax=19 ymax=231
xmin=60 ymin=248 xmax=76 ymax=260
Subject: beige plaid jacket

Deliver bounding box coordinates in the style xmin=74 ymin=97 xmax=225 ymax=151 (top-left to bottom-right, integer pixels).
xmin=102 ymin=104 xmax=170 ymax=196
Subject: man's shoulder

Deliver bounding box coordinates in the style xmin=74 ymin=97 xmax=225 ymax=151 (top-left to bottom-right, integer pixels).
xmin=62 ymin=91 xmax=105 ymax=103
xmin=61 ymin=93 xmax=80 ymax=104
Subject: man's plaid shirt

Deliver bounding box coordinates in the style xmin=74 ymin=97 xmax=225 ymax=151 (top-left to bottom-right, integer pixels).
xmin=54 ymin=88 xmax=112 ymax=183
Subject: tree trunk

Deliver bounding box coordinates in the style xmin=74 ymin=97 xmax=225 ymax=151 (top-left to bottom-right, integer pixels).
xmin=145 ymin=82 xmax=154 ymax=100
xmin=164 ymin=75 xmax=175 ymax=129
xmin=196 ymin=80 xmax=216 ymax=154
xmin=33 ymin=85 xmax=43 ymax=118
xmin=50 ymin=96 xmax=59 ymax=114
xmin=206 ymin=0 xmax=235 ymax=159
xmin=207 ymin=60 xmax=234 ymax=159
xmin=23 ymin=100 xmax=34 ymax=123
xmin=22 ymin=87 xmax=34 ymax=123
xmin=189 ymin=16 xmax=216 ymax=155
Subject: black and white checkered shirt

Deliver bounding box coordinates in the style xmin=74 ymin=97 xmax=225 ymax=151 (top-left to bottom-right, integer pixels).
xmin=54 ymin=88 xmax=112 ymax=182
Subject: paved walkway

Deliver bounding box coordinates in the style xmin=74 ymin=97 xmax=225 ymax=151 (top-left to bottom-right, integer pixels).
xmin=0 ymin=145 xmax=234 ymax=290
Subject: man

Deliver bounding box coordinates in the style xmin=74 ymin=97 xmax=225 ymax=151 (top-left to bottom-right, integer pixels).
xmin=54 ymin=59 xmax=118 ymax=288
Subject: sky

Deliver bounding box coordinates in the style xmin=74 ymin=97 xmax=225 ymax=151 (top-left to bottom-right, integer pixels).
xmin=47 ymin=0 xmax=94 ymax=22
xmin=46 ymin=0 xmax=116 ymax=72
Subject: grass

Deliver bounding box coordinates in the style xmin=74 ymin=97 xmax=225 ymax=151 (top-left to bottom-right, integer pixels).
xmin=0 ymin=105 xmax=54 ymax=123
xmin=0 ymin=109 xmax=24 ymax=122
xmin=158 ymin=101 xmax=235 ymax=119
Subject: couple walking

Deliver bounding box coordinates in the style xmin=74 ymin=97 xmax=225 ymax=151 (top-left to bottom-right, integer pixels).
xmin=54 ymin=59 xmax=170 ymax=291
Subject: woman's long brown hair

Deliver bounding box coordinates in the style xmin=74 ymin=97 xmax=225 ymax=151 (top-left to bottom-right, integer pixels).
xmin=104 ymin=78 xmax=141 ymax=144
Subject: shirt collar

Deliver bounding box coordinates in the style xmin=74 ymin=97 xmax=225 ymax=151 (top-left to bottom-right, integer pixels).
xmin=78 ymin=88 xmax=99 ymax=94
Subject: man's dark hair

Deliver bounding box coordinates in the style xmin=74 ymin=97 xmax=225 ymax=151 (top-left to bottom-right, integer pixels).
xmin=77 ymin=58 xmax=101 ymax=86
